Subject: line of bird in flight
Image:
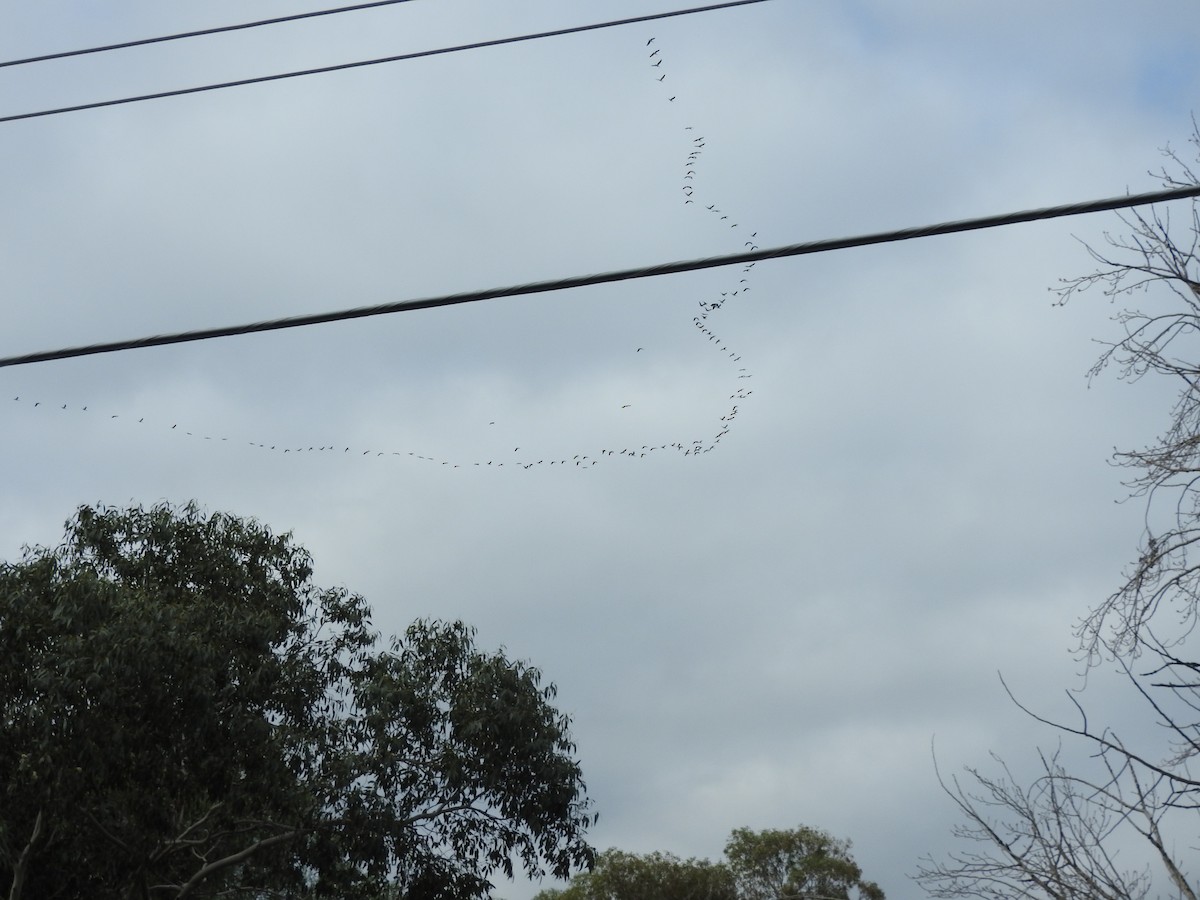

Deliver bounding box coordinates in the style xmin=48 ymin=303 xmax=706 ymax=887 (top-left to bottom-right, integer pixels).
xmin=11 ymin=35 xmax=758 ymax=470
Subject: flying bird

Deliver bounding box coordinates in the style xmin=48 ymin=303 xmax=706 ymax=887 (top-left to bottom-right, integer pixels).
xmin=646 ymin=37 xmax=655 ymax=45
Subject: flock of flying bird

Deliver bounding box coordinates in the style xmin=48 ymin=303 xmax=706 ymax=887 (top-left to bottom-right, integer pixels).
xmin=11 ymin=36 xmax=758 ymax=471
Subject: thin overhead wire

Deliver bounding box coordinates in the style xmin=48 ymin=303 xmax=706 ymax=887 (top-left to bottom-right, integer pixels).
xmin=0 ymin=0 xmax=775 ymax=125
xmin=0 ymin=0 xmax=422 ymax=69
xmin=3 ymin=184 xmax=1198 ymax=370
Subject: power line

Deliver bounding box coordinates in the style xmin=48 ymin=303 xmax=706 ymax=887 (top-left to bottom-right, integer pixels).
xmin=0 ymin=0 xmax=775 ymax=125
xmin=3 ymin=184 xmax=1198 ymax=370
xmin=0 ymin=0 xmax=422 ymax=70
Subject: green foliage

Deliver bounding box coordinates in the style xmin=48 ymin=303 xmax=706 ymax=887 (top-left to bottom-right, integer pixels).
xmin=538 ymin=827 xmax=883 ymax=900
xmin=533 ymin=848 xmax=736 ymax=900
xmin=0 ymin=502 xmax=595 ymax=899
xmin=725 ymin=826 xmax=884 ymax=900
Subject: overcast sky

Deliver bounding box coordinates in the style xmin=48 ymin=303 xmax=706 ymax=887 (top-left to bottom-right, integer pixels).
xmin=2 ymin=2 xmax=1199 ymax=896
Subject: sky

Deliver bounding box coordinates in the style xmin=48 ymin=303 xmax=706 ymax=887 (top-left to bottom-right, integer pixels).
xmin=2 ymin=1 xmax=1199 ymax=896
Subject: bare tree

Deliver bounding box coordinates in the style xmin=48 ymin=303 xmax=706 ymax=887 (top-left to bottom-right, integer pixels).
xmin=917 ymin=691 xmax=1199 ymax=900
xmin=1061 ymin=125 xmax=1200 ymax=664
xmin=917 ymin=126 xmax=1200 ymax=900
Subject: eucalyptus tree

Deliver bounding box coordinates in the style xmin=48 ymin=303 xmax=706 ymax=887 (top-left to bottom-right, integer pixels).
xmin=0 ymin=501 xmax=595 ymax=899
xmin=534 ymin=826 xmax=883 ymax=900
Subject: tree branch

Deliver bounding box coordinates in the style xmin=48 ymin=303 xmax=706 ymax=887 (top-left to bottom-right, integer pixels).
xmin=168 ymin=827 xmax=305 ymax=899
xmin=7 ymin=809 xmax=44 ymax=900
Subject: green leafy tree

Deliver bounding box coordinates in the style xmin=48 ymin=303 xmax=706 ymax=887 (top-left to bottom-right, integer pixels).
xmin=725 ymin=827 xmax=884 ymax=900
xmin=533 ymin=848 xmax=736 ymax=900
xmin=536 ymin=827 xmax=882 ymax=900
xmin=0 ymin=502 xmax=595 ymax=899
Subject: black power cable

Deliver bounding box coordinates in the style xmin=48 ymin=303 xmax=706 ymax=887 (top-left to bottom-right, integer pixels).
xmin=0 ymin=0 xmax=776 ymax=124
xmin=0 ymin=0 xmax=422 ymax=69
xmin=3 ymin=185 xmax=1198 ymax=369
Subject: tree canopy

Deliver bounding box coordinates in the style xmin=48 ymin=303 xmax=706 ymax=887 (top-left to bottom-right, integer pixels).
xmin=0 ymin=501 xmax=596 ymax=899
xmin=533 ymin=848 xmax=736 ymax=900
xmin=534 ymin=826 xmax=883 ymax=900
xmin=725 ymin=826 xmax=884 ymax=900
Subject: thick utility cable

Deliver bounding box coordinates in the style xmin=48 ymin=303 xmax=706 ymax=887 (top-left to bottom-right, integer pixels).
xmin=2 ymin=184 xmax=1198 ymax=370
xmin=0 ymin=0 xmax=774 ymax=124
xmin=0 ymin=0 xmax=422 ymax=69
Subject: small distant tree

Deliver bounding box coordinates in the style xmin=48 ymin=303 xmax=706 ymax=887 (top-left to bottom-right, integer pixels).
xmin=533 ymin=848 xmax=736 ymax=900
xmin=725 ymin=826 xmax=884 ymax=900
xmin=917 ymin=127 xmax=1200 ymax=900
xmin=0 ymin=501 xmax=596 ymax=899
xmin=536 ymin=826 xmax=883 ymax=900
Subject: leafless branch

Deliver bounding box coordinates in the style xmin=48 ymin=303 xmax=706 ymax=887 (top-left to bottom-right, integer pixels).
xmin=924 ymin=131 xmax=1200 ymax=896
